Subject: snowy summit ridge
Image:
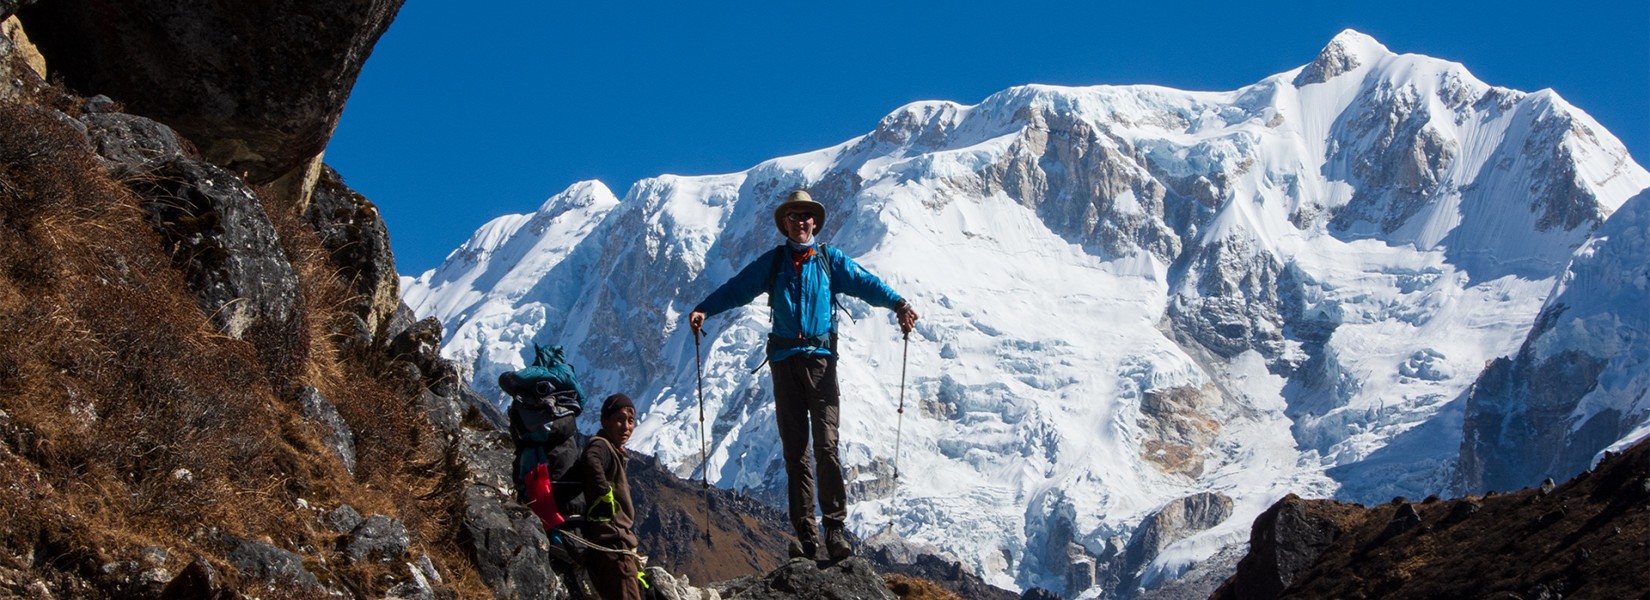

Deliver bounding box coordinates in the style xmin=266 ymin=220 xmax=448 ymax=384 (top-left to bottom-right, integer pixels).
xmin=403 ymin=30 xmax=1650 ymax=597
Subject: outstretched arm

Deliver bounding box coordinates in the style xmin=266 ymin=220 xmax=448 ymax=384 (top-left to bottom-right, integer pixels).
xmin=691 ymin=248 xmax=779 ymax=331
xmin=830 ymin=249 xmax=918 ymax=333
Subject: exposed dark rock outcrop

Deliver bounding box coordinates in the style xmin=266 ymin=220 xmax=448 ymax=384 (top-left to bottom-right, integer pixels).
xmin=459 ymin=483 xmax=555 ymax=600
xmin=223 ymin=535 xmax=331 ymax=595
xmin=1121 ymin=492 xmax=1234 ymax=592
xmin=16 ymin=0 xmax=405 ymax=185
xmin=306 ymin=164 xmax=402 ymax=337
xmin=298 ymin=385 xmax=359 ymax=475
xmin=1294 ymin=31 xmax=1365 ymax=87
xmin=0 ymin=34 xmax=539 ymax=596
xmin=79 ymin=110 xmax=193 ymax=179
xmin=1458 ymin=190 xmax=1650 ymax=495
xmin=1168 ymin=235 xmax=1289 ymax=364
xmin=78 ymin=107 xmax=306 ymax=387
xmin=1215 ymin=494 xmax=1358 ymax=600
xmin=714 ymin=557 xmax=896 ymax=600
xmin=342 ymin=514 xmax=411 ymax=565
xmin=1216 ymin=437 xmax=1650 ymax=599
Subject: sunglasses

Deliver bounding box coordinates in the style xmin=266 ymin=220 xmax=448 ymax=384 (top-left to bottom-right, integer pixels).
xmin=785 ymin=212 xmax=816 ymax=223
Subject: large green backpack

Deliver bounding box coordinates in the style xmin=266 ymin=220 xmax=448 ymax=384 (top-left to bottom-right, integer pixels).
xmin=499 ymin=343 xmax=585 ymax=413
xmin=500 ymin=344 xmax=586 ymax=512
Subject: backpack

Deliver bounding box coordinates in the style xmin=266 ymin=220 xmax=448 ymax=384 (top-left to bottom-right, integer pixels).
xmin=500 ymin=344 xmax=586 ymax=412
xmin=501 ymin=344 xmax=587 ymax=526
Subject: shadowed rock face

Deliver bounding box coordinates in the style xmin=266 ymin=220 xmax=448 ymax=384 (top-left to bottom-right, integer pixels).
xmin=1216 ymin=436 xmax=1650 ymax=600
xmin=17 ymin=0 xmax=404 ymax=184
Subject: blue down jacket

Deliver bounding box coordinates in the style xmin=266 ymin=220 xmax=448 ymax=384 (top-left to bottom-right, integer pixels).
xmin=695 ymin=244 xmax=904 ymax=363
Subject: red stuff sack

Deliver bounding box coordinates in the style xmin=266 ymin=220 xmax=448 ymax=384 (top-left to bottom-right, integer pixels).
xmin=525 ymin=462 xmax=566 ymax=529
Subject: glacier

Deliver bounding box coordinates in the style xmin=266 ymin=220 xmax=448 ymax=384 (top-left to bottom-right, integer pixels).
xmin=403 ymin=30 xmax=1650 ymax=597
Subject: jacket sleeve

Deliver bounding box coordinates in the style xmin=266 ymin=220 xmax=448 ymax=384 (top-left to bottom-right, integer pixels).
xmin=694 ymin=247 xmax=779 ymax=317
xmin=828 ymin=247 xmax=904 ymax=309
xmin=581 ymin=439 xmax=614 ymax=503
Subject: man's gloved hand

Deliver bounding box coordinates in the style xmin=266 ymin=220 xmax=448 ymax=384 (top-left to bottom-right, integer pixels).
xmin=587 ymin=488 xmax=617 ymax=523
xmin=689 ymin=311 xmax=706 ymax=336
xmin=895 ymin=301 xmax=919 ymax=334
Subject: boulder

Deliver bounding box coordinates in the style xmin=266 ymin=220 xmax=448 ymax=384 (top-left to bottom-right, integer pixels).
xmin=383 ymin=301 xmax=420 ymax=350
xmin=297 ymin=385 xmax=358 ymax=475
xmin=327 ymin=504 xmax=365 ymax=534
xmin=223 ymin=536 xmax=330 ymax=595
xmin=305 ymin=164 xmax=401 ymax=335
xmin=128 ymin=156 xmax=300 ymax=344
xmin=78 ymin=110 xmax=191 ymax=180
xmin=159 ymin=557 xmax=228 ymax=600
xmin=343 ymin=514 xmax=411 ymax=565
xmin=457 ymin=484 xmax=555 ymax=600
xmin=16 ymin=0 xmax=405 ymax=185
xmin=1213 ymin=494 xmax=1352 ymax=600
xmin=385 ymin=556 xmax=443 ymax=600
xmin=391 ymin=316 xmax=445 ymax=374
xmin=0 ymin=16 xmax=42 ymax=103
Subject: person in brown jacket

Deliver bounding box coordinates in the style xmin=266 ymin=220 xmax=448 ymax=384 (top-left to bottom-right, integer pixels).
xmin=582 ymin=393 xmax=641 ymax=600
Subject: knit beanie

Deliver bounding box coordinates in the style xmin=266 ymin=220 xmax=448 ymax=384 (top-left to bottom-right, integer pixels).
xmin=601 ymin=393 xmax=634 ymax=420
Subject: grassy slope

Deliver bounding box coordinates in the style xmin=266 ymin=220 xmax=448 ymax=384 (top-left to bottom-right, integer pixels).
xmin=0 ymin=90 xmax=490 ymax=597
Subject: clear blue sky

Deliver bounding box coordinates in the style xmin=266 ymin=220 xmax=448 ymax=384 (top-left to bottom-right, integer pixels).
xmin=325 ymin=1 xmax=1650 ymax=275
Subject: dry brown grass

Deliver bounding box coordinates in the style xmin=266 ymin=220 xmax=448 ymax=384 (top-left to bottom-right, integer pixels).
xmin=885 ymin=573 xmax=966 ymax=600
xmin=0 ymin=100 xmax=490 ymax=596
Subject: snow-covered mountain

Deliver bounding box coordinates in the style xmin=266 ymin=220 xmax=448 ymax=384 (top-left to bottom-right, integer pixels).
xmin=402 ymin=30 xmax=1650 ymax=597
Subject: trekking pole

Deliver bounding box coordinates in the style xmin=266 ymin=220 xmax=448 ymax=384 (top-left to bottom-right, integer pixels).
xmin=693 ymin=328 xmax=708 ymax=491
xmin=892 ymin=330 xmax=909 ymax=507
xmin=693 ymin=326 xmax=713 ymax=544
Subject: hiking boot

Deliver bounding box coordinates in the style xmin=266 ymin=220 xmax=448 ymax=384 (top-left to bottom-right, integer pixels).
xmin=787 ymin=538 xmax=818 ymax=560
xmin=824 ymin=526 xmax=853 ymax=561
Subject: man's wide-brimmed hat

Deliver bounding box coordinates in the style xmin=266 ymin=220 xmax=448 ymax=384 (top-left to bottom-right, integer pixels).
xmin=773 ymin=190 xmax=826 ymax=236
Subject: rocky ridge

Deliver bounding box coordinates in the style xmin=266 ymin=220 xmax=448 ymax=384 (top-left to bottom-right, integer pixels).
xmin=1218 ymin=435 xmax=1650 ymax=599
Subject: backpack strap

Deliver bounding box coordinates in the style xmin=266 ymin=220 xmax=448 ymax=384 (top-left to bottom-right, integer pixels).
xmin=766 ymin=244 xmax=841 ymax=326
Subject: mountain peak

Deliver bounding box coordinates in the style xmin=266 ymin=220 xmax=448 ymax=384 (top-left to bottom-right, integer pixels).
xmin=1295 ymin=29 xmax=1390 ymax=86
xmin=537 ymin=179 xmax=617 ymax=214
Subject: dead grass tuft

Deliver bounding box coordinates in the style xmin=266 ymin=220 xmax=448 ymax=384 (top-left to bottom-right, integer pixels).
xmin=885 ymin=573 xmax=966 ymax=600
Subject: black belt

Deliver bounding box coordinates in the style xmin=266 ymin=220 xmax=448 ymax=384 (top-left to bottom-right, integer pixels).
xmin=753 ymin=332 xmax=837 ymax=373
xmin=767 ymin=333 xmax=834 ymax=352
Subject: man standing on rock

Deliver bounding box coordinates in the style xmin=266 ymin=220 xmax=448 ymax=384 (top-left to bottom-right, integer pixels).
xmin=689 ymin=190 xmax=918 ymax=561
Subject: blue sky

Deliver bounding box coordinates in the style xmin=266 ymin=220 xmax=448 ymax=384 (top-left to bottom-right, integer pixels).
xmin=325 ymin=1 xmax=1650 ymax=275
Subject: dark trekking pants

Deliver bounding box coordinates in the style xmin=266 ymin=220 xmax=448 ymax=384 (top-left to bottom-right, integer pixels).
xmin=586 ymin=550 xmax=639 ymax=600
xmin=771 ymin=353 xmax=846 ymax=543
